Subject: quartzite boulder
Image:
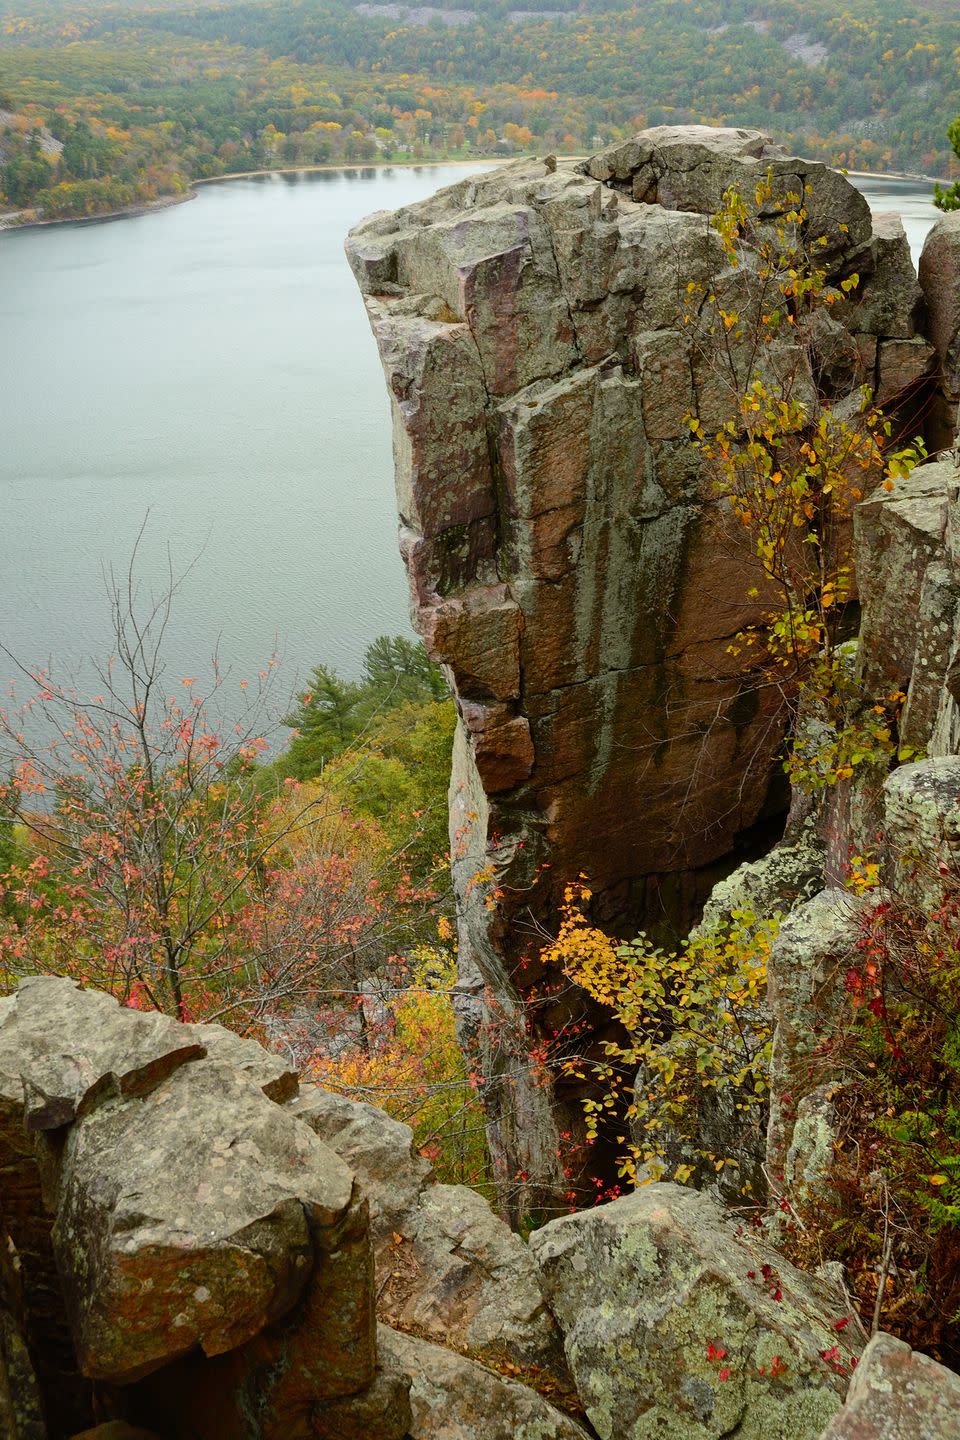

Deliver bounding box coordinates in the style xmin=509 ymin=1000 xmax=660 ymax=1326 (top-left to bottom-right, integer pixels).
xmin=378 ymin=1326 xmax=589 ymax=1440
xmin=376 ymin=1181 xmax=565 ymax=1375
xmin=0 ymin=979 xmax=396 ymax=1440
xmin=0 ymin=978 xmax=221 ymax=1435
xmin=289 ymin=1083 xmax=433 ymax=1236
xmin=529 ymin=1185 xmax=860 ymax=1440
xmin=919 ymin=212 xmax=960 ymax=448
xmin=0 ymin=977 xmax=204 ymax=1131
xmin=291 ymin=1082 xmax=566 ymax=1378
xmin=348 ymin=128 xmax=937 ymax=1205
xmin=817 ymin=1333 xmax=960 ymax=1440
xmin=54 ymin=1059 xmax=359 ymax=1384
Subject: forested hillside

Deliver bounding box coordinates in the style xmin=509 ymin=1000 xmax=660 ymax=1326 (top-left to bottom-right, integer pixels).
xmin=1 ymin=0 xmax=958 ymax=219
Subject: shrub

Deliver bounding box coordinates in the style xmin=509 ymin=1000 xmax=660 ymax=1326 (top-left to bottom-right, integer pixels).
xmin=542 ymin=879 xmax=776 ymax=1192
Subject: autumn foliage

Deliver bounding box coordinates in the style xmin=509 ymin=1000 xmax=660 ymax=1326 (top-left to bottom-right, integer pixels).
xmin=541 ymin=878 xmax=775 ymax=1194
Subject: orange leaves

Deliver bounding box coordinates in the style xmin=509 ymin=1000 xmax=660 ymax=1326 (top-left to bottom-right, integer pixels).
xmin=12 ymin=758 xmax=45 ymax=796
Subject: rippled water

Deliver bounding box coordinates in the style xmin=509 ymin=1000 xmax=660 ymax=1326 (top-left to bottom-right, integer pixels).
xmin=0 ymin=165 xmax=492 ymax=707
xmin=0 ymin=165 xmax=940 ymax=712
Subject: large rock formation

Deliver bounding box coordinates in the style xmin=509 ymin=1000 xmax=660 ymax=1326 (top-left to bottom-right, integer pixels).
xmin=530 ymin=1184 xmax=860 ymax=1440
xmin=0 ymin=978 xmax=392 ymax=1439
xmin=347 ymin=126 xmax=938 ymax=1204
xmin=4 ymin=976 xmax=960 ymax=1440
xmin=0 ymin=977 xmax=584 ymax=1440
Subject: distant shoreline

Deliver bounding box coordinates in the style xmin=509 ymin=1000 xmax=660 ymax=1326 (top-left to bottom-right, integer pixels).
xmin=844 ymin=168 xmax=942 ymax=185
xmin=0 ymin=157 xmax=942 ymax=236
xmin=0 ymin=156 xmax=501 ymax=234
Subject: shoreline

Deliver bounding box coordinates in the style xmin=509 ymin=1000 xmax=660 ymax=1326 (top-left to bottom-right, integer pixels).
xmin=844 ymin=167 xmax=943 ymax=185
xmin=0 ymin=186 xmax=197 ymax=234
xmin=0 ymin=156 xmax=943 ymax=236
xmin=0 ymin=156 xmax=501 ymax=234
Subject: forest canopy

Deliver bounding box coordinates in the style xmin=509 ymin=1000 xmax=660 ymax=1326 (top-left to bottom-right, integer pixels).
xmin=1 ymin=0 xmax=959 ymax=219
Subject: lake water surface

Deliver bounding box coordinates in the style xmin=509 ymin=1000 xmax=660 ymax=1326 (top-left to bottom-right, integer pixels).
xmin=0 ymin=165 xmax=941 ymax=713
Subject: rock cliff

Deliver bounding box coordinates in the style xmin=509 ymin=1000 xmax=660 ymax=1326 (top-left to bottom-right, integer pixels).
xmin=346 ymin=127 xmax=943 ymax=1204
xmin=5 ymin=126 xmax=960 ymax=1440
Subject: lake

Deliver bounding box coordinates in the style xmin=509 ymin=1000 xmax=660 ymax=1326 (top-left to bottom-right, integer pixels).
xmin=0 ymin=165 xmax=942 ymax=719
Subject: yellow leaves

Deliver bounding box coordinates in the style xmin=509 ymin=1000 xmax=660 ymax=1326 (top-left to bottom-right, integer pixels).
xmin=544 ymin=883 xmax=776 ymax=1191
xmin=847 ymin=855 xmax=881 ymax=894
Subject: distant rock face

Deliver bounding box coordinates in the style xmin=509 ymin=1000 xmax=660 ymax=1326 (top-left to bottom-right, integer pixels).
xmin=347 ymin=127 xmax=939 ymax=1204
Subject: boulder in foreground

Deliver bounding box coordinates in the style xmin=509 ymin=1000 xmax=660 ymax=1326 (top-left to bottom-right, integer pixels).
xmin=530 ymin=1184 xmax=860 ymax=1440
xmin=818 ymin=1333 xmax=960 ymax=1440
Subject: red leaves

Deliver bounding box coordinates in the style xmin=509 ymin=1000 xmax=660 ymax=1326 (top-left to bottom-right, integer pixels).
xmin=819 ymin=1345 xmax=856 ymax=1376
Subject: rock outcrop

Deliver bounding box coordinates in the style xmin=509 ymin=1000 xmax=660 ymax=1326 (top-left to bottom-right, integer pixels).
xmin=0 ymin=978 xmax=391 ymax=1439
xmin=763 ymin=890 xmax=871 ymax=1191
xmin=0 ymin=977 xmax=587 ymax=1440
xmin=819 ymin=1333 xmax=960 ymax=1440
xmin=5 ymin=976 xmax=960 ymax=1440
xmin=529 ymin=1184 xmax=860 ymax=1440
xmin=347 ymin=126 xmax=941 ymax=1205
xmin=291 ymin=1082 xmax=568 ymax=1380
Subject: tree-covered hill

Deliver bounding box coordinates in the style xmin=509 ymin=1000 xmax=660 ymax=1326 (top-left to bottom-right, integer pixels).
xmin=1 ymin=0 xmax=958 ymax=220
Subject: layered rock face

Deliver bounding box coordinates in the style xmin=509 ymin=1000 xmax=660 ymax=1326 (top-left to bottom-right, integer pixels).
xmin=347 ymin=126 xmax=937 ymax=1202
xmin=919 ymin=212 xmax=960 ymax=450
